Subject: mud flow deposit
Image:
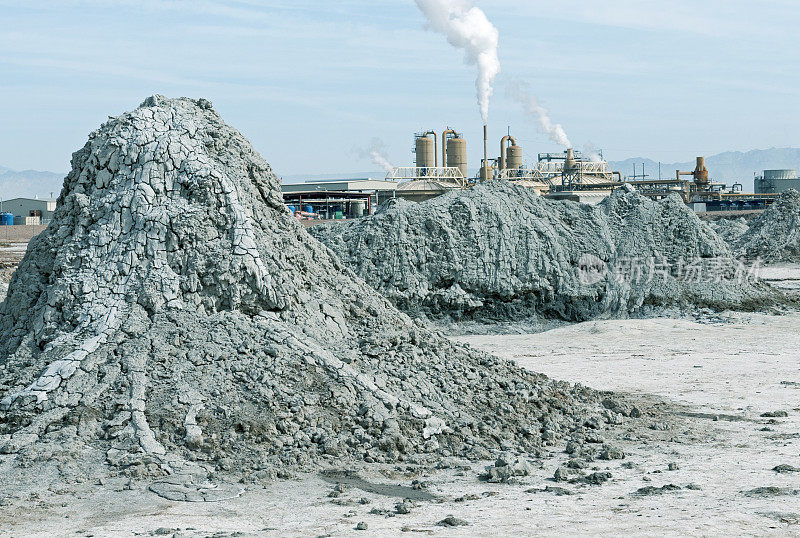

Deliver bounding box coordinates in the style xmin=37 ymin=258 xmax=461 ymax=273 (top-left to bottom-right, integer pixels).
xmin=0 ymin=96 xmax=639 ymax=487
xmin=312 ymin=183 xmax=781 ymax=321
xmin=708 ymin=217 xmax=749 ymax=245
xmin=733 ymin=189 xmax=800 ymax=262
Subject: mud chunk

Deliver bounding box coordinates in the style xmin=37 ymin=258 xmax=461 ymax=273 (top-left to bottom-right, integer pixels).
xmin=578 ymin=472 xmax=612 ymax=485
xmin=481 ymin=454 xmax=535 ymax=483
xmin=395 ymin=499 xmax=417 ymax=514
xmin=744 ymin=487 xmax=800 ymax=497
xmin=527 ymin=486 xmax=575 ymax=496
xmin=635 ymin=484 xmax=681 ymax=495
xmin=438 ymin=515 xmax=469 ymax=527
xmin=553 ymin=466 xmax=569 ymax=482
xmin=598 ymin=446 xmax=625 ymax=460
xmin=773 ymin=464 xmax=800 ymax=473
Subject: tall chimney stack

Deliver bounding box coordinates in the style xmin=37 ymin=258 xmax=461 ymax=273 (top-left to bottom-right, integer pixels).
xmin=483 ymin=124 xmax=489 ymax=181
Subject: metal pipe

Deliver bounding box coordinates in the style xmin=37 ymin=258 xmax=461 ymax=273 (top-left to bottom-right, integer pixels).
xmin=612 ymin=171 xmax=622 ymax=183
xmin=483 ymin=125 xmax=488 ymax=181
xmin=442 ymin=128 xmax=456 ymax=167
xmin=499 ymin=135 xmax=517 ymax=170
xmin=422 ymin=130 xmax=438 ymax=170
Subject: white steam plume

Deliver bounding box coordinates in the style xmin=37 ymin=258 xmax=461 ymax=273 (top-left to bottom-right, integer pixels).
xmin=583 ymin=142 xmax=603 ymax=163
xmin=414 ymin=0 xmax=500 ymax=123
xmin=506 ymin=79 xmax=571 ymax=148
xmin=355 ymin=138 xmax=394 ymax=172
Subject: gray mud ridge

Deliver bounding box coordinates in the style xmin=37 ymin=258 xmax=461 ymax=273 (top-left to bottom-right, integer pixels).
xmin=312 ymin=182 xmax=781 ymax=321
xmin=734 ymin=189 xmax=800 ymax=262
xmin=0 ymin=96 xmax=632 ymax=485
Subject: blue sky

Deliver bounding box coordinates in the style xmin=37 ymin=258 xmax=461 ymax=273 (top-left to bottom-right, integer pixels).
xmin=0 ymin=0 xmax=798 ymax=178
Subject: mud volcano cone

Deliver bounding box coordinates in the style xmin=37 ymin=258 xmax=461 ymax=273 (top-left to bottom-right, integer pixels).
xmin=735 ymin=189 xmax=800 ymax=262
xmin=0 ymin=96 xmax=603 ymax=478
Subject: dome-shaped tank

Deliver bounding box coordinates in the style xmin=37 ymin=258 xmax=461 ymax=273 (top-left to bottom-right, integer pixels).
xmin=764 ymin=169 xmax=798 ymax=180
xmin=446 ymin=136 xmax=467 ymax=178
xmin=415 ymin=136 xmax=435 ymax=169
xmin=506 ymin=145 xmax=523 ymax=170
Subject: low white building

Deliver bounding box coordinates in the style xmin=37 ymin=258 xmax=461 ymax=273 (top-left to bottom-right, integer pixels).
xmin=1 ymin=197 xmax=57 ymax=224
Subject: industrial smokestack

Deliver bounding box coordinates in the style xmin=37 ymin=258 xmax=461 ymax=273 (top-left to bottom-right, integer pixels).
xmin=564 ymin=148 xmax=577 ymax=171
xmin=414 ymin=0 xmax=500 ymax=123
xmin=483 ymin=124 xmax=489 ymax=181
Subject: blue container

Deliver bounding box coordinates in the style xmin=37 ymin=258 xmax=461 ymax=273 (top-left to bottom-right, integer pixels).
xmin=287 ymin=205 xmax=296 ymax=214
xmin=303 ymin=205 xmax=314 ymax=214
xmin=0 ymin=213 xmax=13 ymax=226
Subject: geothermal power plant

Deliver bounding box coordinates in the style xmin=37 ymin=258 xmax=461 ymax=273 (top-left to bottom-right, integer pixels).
xmin=283 ymin=124 xmax=787 ymax=221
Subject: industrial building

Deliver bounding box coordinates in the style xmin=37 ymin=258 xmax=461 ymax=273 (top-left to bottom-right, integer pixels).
xmin=754 ymin=169 xmax=800 ymax=194
xmin=396 ymin=127 xmax=620 ymax=204
xmin=282 ymin=125 xmax=791 ymax=218
xmin=281 ymin=178 xmax=397 ymax=219
xmin=386 ymin=128 xmax=470 ymax=201
xmin=0 ymin=197 xmax=57 ymax=225
xmin=620 ymin=158 xmax=779 ymax=211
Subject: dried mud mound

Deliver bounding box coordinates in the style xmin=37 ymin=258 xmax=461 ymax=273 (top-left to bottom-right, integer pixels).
xmin=312 ymin=182 xmax=779 ymax=321
xmin=735 ymin=190 xmax=800 ymax=262
xmin=0 ymin=97 xmax=613 ymax=481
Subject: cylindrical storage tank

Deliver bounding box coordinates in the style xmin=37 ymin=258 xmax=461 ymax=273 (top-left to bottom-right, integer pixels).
xmin=352 ymin=201 xmax=365 ymax=217
xmin=446 ymin=137 xmax=467 ymax=178
xmin=415 ymin=136 xmax=435 ymax=169
xmin=0 ymin=213 xmax=13 ymax=226
xmin=764 ymin=169 xmax=798 ymax=180
xmin=506 ymin=145 xmax=523 ymax=170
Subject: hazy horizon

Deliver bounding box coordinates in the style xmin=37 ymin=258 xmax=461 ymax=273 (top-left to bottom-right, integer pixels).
xmin=1 ymin=1 xmax=798 ymax=178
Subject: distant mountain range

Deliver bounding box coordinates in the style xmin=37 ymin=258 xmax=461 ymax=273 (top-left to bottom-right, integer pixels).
xmin=0 ymin=165 xmax=64 ymax=201
xmin=608 ymin=148 xmax=800 ymax=191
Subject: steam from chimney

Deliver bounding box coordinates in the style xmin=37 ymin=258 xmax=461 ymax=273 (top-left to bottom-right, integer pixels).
xmin=583 ymin=142 xmax=603 ymax=163
xmin=506 ymin=79 xmax=571 ymax=148
xmin=414 ymin=0 xmax=500 ymax=123
xmin=355 ymin=138 xmax=394 ymax=172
